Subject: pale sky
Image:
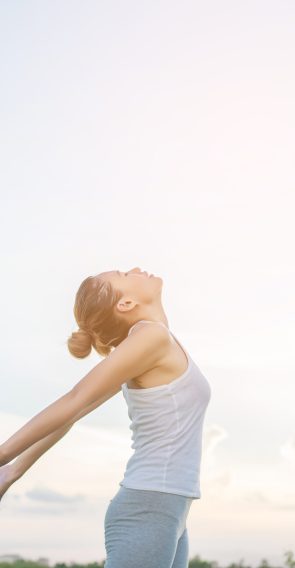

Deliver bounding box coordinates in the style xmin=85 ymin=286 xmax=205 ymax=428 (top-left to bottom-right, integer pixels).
xmin=0 ymin=0 xmax=294 ymax=566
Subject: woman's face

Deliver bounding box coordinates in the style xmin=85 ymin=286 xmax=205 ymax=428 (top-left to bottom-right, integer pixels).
xmin=96 ymin=267 xmax=163 ymax=313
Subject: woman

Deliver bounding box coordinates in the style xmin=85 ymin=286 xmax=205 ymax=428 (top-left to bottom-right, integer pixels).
xmin=0 ymin=266 xmax=211 ymax=568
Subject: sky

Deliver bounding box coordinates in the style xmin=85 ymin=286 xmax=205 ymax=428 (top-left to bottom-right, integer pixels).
xmin=0 ymin=0 xmax=294 ymax=565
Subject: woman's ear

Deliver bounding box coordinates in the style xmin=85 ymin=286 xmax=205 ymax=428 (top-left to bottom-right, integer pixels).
xmin=116 ymin=298 xmax=137 ymax=314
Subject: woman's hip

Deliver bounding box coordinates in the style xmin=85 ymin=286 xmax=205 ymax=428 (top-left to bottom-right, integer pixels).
xmin=104 ymin=485 xmax=193 ymax=539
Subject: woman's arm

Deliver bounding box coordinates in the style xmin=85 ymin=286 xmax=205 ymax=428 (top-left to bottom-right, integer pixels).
xmin=0 ymin=378 xmax=121 ymax=466
xmin=0 ymin=324 xmax=169 ymax=466
xmin=1 ymin=395 xmax=106 ymax=486
xmin=0 ymin=396 xmax=108 ymax=500
xmin=0 ymin=423 xmax=73 ymax=500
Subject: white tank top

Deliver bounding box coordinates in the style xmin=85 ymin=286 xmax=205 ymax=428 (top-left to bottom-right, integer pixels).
xmin=119 ymin=320 xmax=212 ymax=499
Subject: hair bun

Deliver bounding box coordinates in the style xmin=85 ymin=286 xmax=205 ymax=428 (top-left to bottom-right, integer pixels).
xmin=67 ymin=328 xmax=92 ymax=359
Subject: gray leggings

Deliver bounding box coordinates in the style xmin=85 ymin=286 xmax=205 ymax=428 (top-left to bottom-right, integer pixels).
xmin=104 ymin=486 xmax=194 ymax=568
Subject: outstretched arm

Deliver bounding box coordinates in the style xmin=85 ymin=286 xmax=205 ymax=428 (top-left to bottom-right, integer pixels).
xmin=0 ymin=323 xmax=169 ymax=466
xmin=0 ymin=367 xmax=121 ymax=466
xmin=0 ymin=396 xmax=110 ymax=500
xmin=0 ymin=401 xmax=107 ymax=486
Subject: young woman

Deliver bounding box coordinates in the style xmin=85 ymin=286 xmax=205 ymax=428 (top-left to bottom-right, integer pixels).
xmin=0 ymin=266 xmax=212 ymax=568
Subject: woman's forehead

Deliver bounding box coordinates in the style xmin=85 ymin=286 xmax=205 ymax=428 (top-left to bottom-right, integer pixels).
xmin=97 ymin=270 xmax=118 ymax=278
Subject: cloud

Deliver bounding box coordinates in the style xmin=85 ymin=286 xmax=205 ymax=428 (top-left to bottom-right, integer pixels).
xmin=26 ymin=486 xmax=86 ymax=503
xmin=242 ymin=490 xmax=295 ymax=511
xmin=271 ymin=502 xmax=295 ymax=511
xmin=280 ymin=434 xmax=295 ymax=464
xmin=203 ymin=423 xmax=229 ymax=454
xmin=208 ymin=469 xmax=232 ymax=488
xmin=242 ymin=490 xmax=271 ymax=505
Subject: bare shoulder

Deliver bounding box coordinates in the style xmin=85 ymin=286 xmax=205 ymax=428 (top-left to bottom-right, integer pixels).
xmin=108 ymin=321 xmax=171 ymax=380
xmin=71 ymin=321 xmax=171 ymax=404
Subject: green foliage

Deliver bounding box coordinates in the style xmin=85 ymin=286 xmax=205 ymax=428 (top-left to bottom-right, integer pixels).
xmin=188 ymin=554 xmax=220 ymax=568
xmin=284 ymin=552 xmax=295 ymax=568
xmin=0 ymin=551 xmax=294 ymax=568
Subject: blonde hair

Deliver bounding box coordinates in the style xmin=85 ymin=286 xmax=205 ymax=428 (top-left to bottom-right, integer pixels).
xmin=67 ymin=275 xmax=128 ymax=358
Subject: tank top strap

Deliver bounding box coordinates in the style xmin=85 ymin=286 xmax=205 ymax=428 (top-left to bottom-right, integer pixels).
xmin=127 ymin=319 xmax=167 ymax=336
xmin=127 ymin=319 xmax=191 ymax=375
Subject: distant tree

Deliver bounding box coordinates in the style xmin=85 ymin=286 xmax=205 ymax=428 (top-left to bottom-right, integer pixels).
xmin=0 ymin=550 xmax=294 ymax=568
xmin=257 ymin=559 xmax=271 ymax=568
xmin=189 ymin=555 xmax=220 ymax=568
xmin=226 ymin=559 xmax=252 ymax=568
xmin=284 ymin=551 xmax=295 ymax=568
